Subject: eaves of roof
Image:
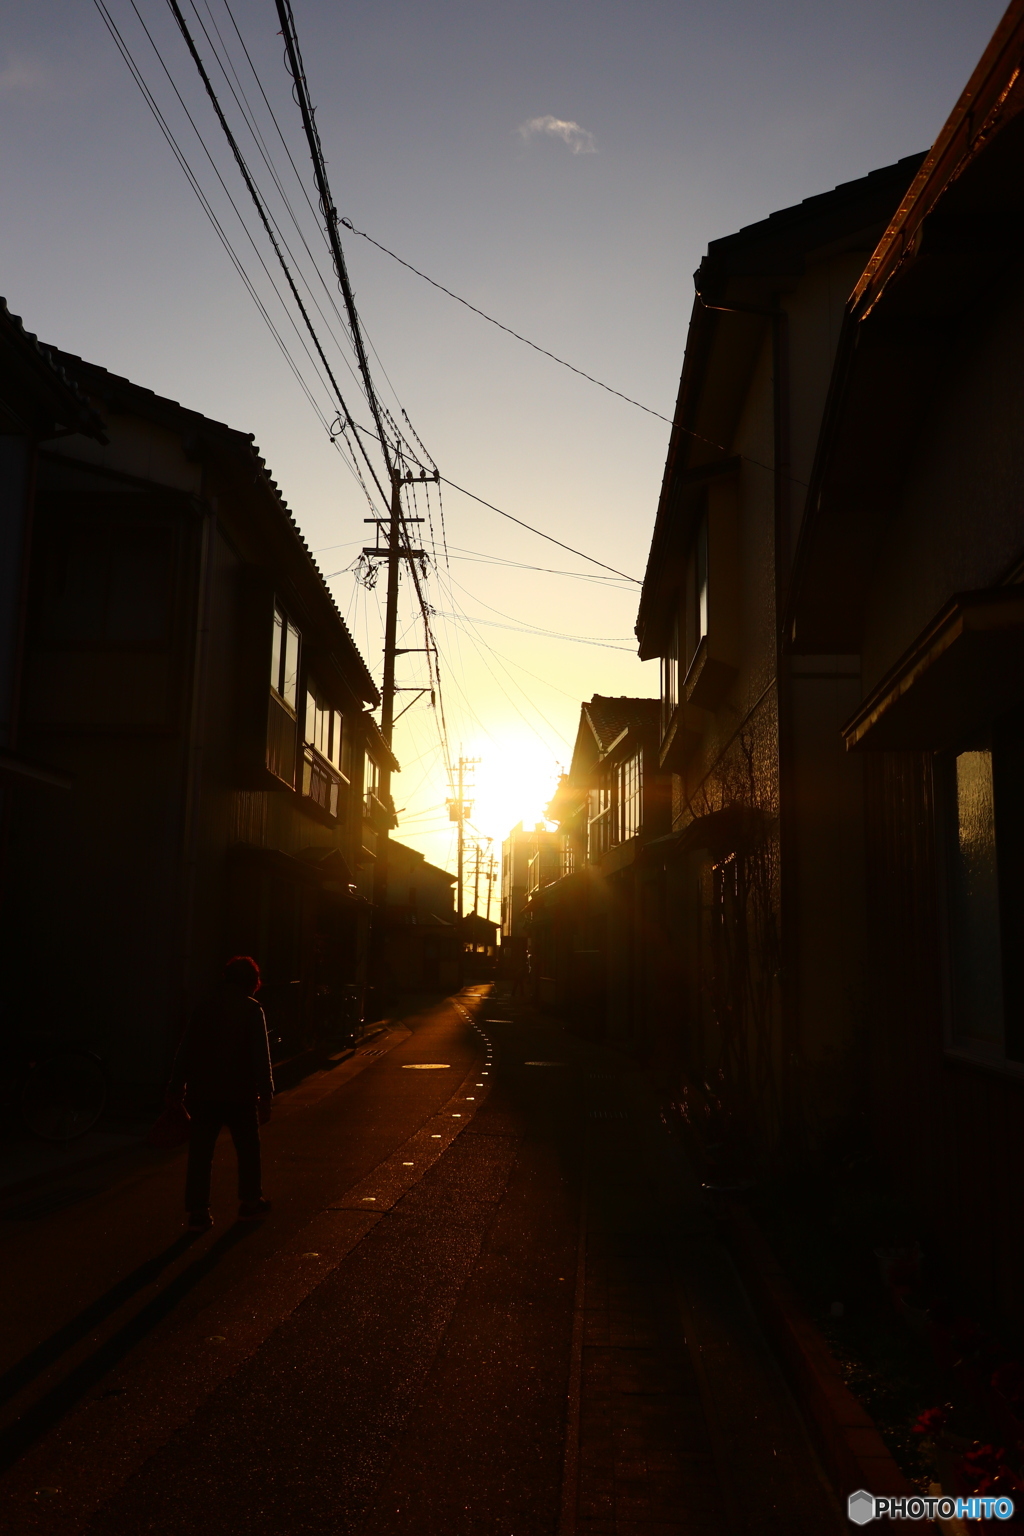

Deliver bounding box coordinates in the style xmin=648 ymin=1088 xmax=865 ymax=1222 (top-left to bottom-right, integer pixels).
xmin=361 ymin=709 xmax=400 ymax=773
xmin=566 ymin=696 xmax=660 ymax=782
xmin=635 ymin=153 xmax=924 ymax=657
xmin=852 ymin=0 xmax=1024 ymax=320
xmin=48 ymin=347 xmax=381 ymax=708
xmin=787 ymin=3 xmax=1024 ymax=653
xmin=0 ymin=300 xmax=107 ymax=442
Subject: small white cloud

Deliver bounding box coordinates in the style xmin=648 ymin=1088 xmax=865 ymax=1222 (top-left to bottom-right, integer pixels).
xmin=518 ymin=115 xmax=596 ymax=155
xmin=0 ymin=56 xmax=49 ymax=99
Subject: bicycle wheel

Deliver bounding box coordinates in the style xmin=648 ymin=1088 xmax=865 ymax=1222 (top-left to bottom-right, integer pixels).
xmin=21 ymin=1051 xmax=107 ymax=1141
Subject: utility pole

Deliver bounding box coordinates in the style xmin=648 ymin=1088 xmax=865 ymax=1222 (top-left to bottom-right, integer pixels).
xmin=363 ymin=471 xmax=434 ymax=912
xmin=486 ymin=851 xmax=496 ymax=925
xmin=378 ymin=472 xmax=403 ymax=757
xmin=472 ymin=841 xmax=481 ymax=917
xmin=449 ymin=754 xmax=480 ymax=927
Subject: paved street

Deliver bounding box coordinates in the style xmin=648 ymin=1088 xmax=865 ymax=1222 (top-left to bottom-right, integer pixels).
xmin=0 ymin=989 xmax=843 ymax=1535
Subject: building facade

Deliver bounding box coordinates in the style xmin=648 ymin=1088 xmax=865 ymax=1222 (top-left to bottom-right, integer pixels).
xmin=500 ymin=820 xmax=562 ymax=959
xmin=634 ymin=155 xmax=922 ymax=1167
xmin=0 ymin=326 xmax=394 ymax=1106
xmin=789 ymin=5 xmax=1024 ymax=1315
xmin=526 ymin=696 xmax=669 ymax=1050
xmin=379 ymin=837 xmax=459 ymax=992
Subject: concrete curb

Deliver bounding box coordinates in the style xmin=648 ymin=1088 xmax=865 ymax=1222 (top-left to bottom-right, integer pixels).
xmin=724 ymin=1198 xmax=917 ymax=1525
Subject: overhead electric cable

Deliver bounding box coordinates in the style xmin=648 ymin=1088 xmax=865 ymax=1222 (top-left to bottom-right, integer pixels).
xmin=444 ymin=572 xmax=632 ymax=642
xmin=92 ymin=0 xmax=342 ymax=446
xmin=439 ymin=475 xmax=641 ymax=584
xmin=164 ymin=0 xmax=390 ymax=509
xmin=431 ymin=611 xmax=633 ymax=651
xmin=342 ymin=218 xmax=672 ymax=426
xmin=274 ymin=0 xmax=395 ymax=479
xmin=346 ymin=221 xmax=811 ymax=490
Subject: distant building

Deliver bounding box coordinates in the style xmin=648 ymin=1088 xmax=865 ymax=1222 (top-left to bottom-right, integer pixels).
xmin=500 ymin=820 xmax=561 ymax=952
xmin=461 ymin=910 xmax=498 ymax=967
xmin=380 ymin=838 xmax=459 ymax=991
xmin=525 ymin=695 xmax=669 ymax=1047
xmin=0 ymin=316 xmax=393 ymax=1106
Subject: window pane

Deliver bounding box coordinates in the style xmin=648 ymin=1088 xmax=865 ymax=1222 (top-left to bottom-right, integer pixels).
xmin=282 ymin=621 xmax=300 ymax=709
xmin=950 ymin=750 xmax=1004 ymax=1046
xmin=271 ymin=607 xmax=284 ymax=692
xmin=305 ymin=687 xmax=316 ymax=744
xmin=696 ymin=514 xmax=709 ymax=646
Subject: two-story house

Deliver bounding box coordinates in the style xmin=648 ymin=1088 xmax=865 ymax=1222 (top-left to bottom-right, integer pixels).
xmin=634 ymin=156 xmax=922 ymax=1164
xmin=526 ymin=694 xmax=668 ymax=1050
xmin=789 ymin=3 xmax=1024 ymax=1316
xmin=0 ymin=321 xmax=395 ymax=1106
xmin=378 ymin=837 xmax=459 ymax=992
xmin=500 ymin=820 xmax=562 ymax=967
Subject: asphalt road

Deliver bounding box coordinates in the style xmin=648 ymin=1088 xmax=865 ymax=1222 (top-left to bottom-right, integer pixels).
xmin=0 ymin=988 xmax=844 ymax=1536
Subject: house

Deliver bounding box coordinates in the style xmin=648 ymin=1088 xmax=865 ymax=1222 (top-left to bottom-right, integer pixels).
xmin=788 ymin=1 xmax=1024 ymax=1314
xmin=0 ymin=320 xmax=394 ymax=1106
xmin=526 ymin=695 xmax=669 ymax=1050
xmin=461 ymin=911 xmax=498 ymax=977
xmin=500 ymin=820 xmax=562 ymax=966
xmin=379 ymin=838 xmax=459 ymax=992
xmin=634 ymin=154 xmax=923 ymax=1163
xmin=0 ymin=301 xmax=105 ymax=797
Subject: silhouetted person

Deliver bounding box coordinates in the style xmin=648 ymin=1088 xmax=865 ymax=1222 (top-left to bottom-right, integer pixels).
xmin=168 ymin=955 xmax=274 ymax=1231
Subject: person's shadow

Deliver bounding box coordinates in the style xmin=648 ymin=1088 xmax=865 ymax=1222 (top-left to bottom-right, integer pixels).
xmin=0 ymin=1223 xmax=256 ymax=1469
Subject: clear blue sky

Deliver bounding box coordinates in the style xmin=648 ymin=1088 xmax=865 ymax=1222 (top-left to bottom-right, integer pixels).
xmin=0 ymin=0 xmax=1008 ymax=887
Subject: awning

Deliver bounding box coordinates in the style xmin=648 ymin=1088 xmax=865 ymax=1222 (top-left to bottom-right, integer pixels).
xmin=843 ymin=587 xmax=1024 ymax=752
xmin=636 ymin=804 xmax=765 ymax=867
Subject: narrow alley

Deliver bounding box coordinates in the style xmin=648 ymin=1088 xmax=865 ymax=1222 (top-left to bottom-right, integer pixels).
xmin=0 ymin=988 xmax=840 ymax=1536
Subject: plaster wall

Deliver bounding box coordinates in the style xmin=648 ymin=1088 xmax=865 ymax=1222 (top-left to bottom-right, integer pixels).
xmin=861 ymin=275 xmax=1024 ymax=692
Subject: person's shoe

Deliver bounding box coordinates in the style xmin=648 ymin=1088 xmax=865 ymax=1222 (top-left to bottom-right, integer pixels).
xmin=238 ymin=1198 xmax=271 ymax=1221
xmin=187 ymin=1208 xmax=213 ymax=1232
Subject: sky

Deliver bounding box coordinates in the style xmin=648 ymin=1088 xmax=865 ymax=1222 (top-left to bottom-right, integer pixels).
xmin=0 ymin=0 xmax=1008 ymax=903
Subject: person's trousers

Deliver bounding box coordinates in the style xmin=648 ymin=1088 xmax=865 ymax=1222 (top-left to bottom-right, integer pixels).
xmin=184 ymin=1099 xmax=262 ymax=1211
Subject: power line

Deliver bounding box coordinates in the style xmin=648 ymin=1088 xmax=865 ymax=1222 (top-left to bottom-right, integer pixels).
xmin=345 ymin=219 xmax=812 ymax=493
xmin=358 ymin=441 xmax=640 ymax=584
xmin=430 ymin=611 xmax=633 ymax=652
xmin=92 ymin=0 xmax=341 ymax=446
xmin=274 ymin=0 xmax=395 ymax=482
xmin=444 ymin=572 xmax=632 ymax=643
xmin=164 ymin=0 xmax=391 ymax=510
xmin=342 ymin=218 xmax=672 ymax=426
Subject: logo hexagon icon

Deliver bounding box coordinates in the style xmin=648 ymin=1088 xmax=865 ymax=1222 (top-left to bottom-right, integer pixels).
xmin=847 ymin=1489 xmax=875 ymax=1525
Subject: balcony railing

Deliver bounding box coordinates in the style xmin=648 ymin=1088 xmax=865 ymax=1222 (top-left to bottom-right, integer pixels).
xmin=363 ymin=789 xmax=391 ymax=829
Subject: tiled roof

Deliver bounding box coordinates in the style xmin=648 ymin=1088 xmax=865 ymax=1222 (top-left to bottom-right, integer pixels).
xmin=46 ymin=345 xmax=380 ymax=707
xmin=707 ymin=153 xmax=925 ymax=262
xmin=0 ymin=299 xmax=107 ymax=439
xmin=583 ymin=694 xmax=660 ymax=753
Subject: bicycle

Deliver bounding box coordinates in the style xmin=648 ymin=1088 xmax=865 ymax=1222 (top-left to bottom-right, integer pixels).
xmin=0 ymin=1036 xmax=108 ymax=1142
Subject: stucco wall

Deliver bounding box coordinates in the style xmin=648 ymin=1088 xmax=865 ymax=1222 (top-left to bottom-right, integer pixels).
xmin=862 ymin=277 xmax=1024 ymax=691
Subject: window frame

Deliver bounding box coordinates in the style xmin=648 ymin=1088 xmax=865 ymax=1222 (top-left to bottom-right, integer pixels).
xmin=938 ymin=703 xmax=1024 ymax=1072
